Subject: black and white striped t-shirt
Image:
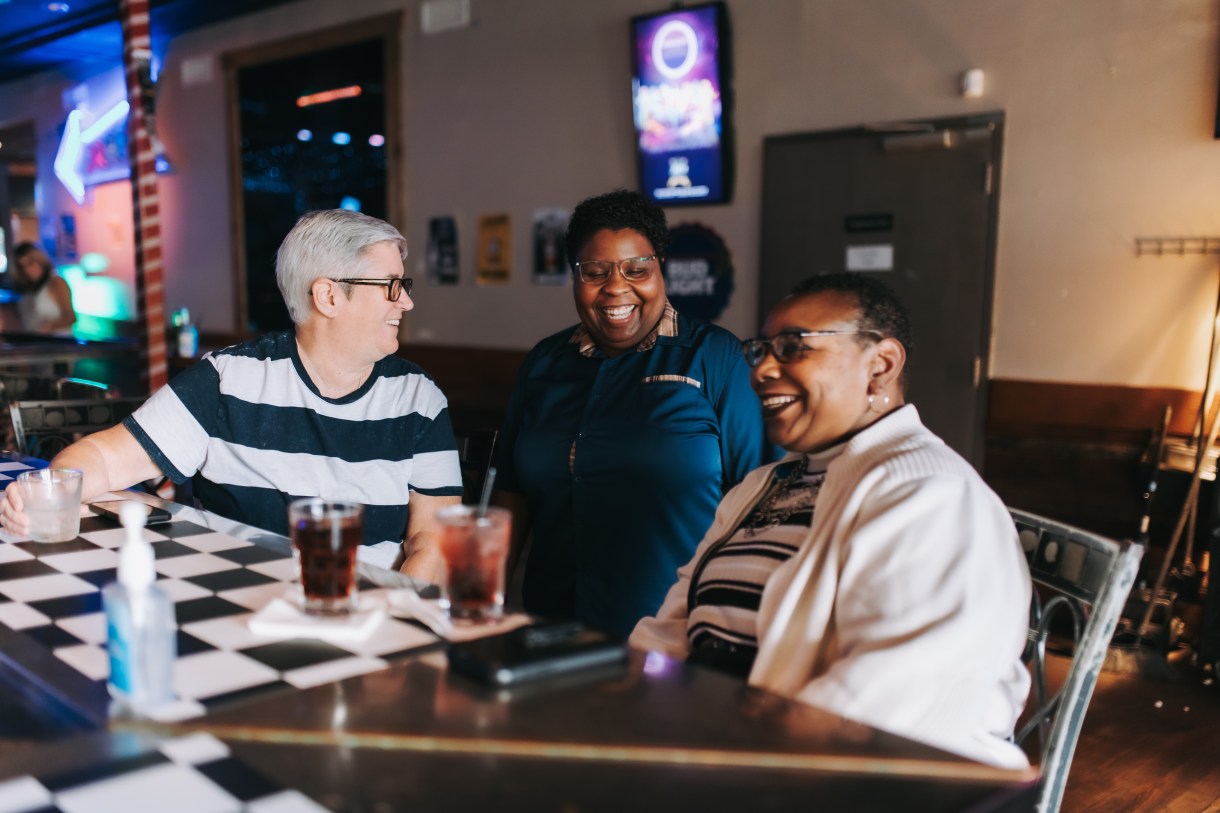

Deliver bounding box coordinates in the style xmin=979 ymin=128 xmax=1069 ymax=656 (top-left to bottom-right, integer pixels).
xmin=687 ymin=448 xmax=841 ymax=677
xmin=124 ymin=331 xmax=463 ymax=545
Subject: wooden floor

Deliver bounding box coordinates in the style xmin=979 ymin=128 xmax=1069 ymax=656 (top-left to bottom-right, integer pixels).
xmin=1060 ymin=653 xmax=1220 ymax=812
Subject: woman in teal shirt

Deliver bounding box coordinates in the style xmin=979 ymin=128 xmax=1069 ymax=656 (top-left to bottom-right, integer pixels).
xmin=494 ymin=190 xmax=771 ymax=637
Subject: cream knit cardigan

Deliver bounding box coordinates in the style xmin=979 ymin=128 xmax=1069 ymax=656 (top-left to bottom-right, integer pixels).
xmin=630 ymin=405 xmax=1032 ymax=769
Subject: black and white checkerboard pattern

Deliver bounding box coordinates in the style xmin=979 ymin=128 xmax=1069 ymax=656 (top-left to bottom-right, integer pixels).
xmin=0 ymin=511 xmax=438 ymax=718
xmin=0 ymin=732 xmax=326 ymax=813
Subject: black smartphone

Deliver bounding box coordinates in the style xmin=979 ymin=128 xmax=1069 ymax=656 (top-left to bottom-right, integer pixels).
xmin=447 ymin=621 xmax=627 ymax=688
xmin=90 ymin=499 xmax=174 ymax=526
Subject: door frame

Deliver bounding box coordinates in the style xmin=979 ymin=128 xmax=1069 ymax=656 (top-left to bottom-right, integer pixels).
xmin=759 ymin=112 xmax=1005 ymax=467
xmin=222 ymin=13 xmax=404 ymax=331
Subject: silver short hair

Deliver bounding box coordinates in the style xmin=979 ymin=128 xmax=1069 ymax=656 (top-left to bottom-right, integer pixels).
xmin=275 ymin=209 xmax=408 ymax=325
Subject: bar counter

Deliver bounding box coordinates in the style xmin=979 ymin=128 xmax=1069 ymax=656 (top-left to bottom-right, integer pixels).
xmin=0 ymin=479 xmax=1039 ymax=811
xmin=0 ymin=332 xmax=138 ymax=369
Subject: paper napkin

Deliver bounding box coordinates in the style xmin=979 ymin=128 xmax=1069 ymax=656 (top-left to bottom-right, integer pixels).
xmin=247 ymin=596 xmax=387 ymax=643
xmin=386 ymin=589 xmax=531 ymax=642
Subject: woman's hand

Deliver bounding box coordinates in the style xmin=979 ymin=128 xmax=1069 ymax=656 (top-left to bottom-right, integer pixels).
xmin=0 ymin=486 xmax=31 ymax=537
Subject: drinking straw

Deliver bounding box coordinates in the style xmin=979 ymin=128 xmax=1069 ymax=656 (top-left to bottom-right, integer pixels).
xmin=477 ymin=466 xmax=497 ymax=519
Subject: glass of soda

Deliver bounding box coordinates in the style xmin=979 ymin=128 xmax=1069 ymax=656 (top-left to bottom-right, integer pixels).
xmin=288 ymin=499 xmax=363 ymax=616
xmin=436 ymin=505 xmax=511 ymax=624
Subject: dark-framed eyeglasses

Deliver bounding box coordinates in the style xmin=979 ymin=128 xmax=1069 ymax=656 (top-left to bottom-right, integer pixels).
xmin=741 ymin=330 xmax=882 ymax=367
xmin=572 ymin=255 xmax=659 ymax=285
xmin=331 ymin=276 xmax=413 ymax=301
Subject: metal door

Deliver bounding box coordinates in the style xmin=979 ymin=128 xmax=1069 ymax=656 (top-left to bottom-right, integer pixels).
xmin=759 ymin=114 xmax=1003 ymax=467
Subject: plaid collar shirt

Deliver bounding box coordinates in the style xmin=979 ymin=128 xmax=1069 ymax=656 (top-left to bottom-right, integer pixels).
xmin=570 ymin=301 xmax=678 ymax=358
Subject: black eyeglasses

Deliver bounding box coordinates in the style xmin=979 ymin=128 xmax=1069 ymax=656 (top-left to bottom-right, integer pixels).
xmin=741 ymin=330 xmax=881 ymax=367
xmin=331 ymin=276 xmax=413 ymax=301
xmin=572 ymin=256 xmax=659 ymax=285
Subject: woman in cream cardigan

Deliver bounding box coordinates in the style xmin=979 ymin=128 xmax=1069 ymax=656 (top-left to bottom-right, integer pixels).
xmin=630 ymin=273 xmax=1031 ymax=769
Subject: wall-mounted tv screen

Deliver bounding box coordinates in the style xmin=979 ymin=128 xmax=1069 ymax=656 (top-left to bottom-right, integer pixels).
xmin=631 ymin=2 xmax=732 ymax=206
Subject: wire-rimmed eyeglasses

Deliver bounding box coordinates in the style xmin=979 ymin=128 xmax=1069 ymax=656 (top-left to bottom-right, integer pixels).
xmin=331 ymin=276 xmax=413 ymax=301
xmin=741 ymin=330 xmax=882 ymax=367
xmin=572 ymin=256 xmax=659 ymax=285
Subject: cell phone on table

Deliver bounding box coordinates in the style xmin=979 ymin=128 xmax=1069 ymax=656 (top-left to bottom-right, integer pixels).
xmin=447 ymin=621 xmax=628 ymax=687
xmin=90 ymin=499 xmax=173 ymax=526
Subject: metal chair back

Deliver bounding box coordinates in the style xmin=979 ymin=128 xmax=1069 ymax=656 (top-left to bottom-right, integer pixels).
xmin=453 ymin=429 xmax=499 ymax=503
xmin=54 ymin=378 xmax=110 ymax=399
xmin=1010 ymin=508 xmax=1143 ymax=813
xmin=0 ymin=371 xmax=107 ymax=401
xmin=9 ymin=398 xmax=143 ymax=459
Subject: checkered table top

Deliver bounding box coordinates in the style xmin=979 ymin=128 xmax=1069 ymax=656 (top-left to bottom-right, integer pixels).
xmin=0 ymin=458 xmax=45 ymax=491
xmin=0 ymin=732 xmax=325 ymax=813
xmin=0 ymin=504 xmax=440 ymax=724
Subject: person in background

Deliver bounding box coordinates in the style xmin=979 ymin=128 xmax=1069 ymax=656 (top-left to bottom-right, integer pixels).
xmin=1 ymin=210 xmax=462 ymax=580
xmin=630 ymin=273 xmax=1031 ymax=769
xmin=11 ymin=242 xmax=75 ymax=333
xmin=493 ymin=189 xmax=773 ymax=638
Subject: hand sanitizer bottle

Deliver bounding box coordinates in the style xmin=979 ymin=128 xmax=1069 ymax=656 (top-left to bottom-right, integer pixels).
xmin=102 ymin=501 xmax=177 ymax=717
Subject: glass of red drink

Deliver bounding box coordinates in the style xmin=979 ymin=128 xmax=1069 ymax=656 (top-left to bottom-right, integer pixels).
xmin=288 ymin=499 xmax=363 ymax=616
xmin=437 ymin=505 xmax=511 ymax=624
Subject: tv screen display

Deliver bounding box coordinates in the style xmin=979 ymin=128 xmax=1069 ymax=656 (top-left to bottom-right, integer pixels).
xmin=631 ymin=2 xmax=732 ymax=206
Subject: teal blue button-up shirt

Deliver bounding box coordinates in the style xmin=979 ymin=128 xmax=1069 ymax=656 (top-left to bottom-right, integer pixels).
xmin=495 ymin=308 xmax=773 ymax=637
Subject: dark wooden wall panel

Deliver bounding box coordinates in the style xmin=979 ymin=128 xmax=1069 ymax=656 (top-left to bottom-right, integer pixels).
xmin=984 ymin=378 xmax=1209 ymax=552
xmin=182 ymin=351 xmax=1214 ymax=551
xmin=987 ymin=379 xmax=1203 ymax=442
xmin=397 ymin=344 xmax=525 ymax=432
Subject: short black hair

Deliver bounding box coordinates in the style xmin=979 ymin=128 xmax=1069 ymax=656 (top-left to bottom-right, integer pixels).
xmin=564 ymin=189 xmax=670 ymax=267
xmin=789 ymin=273 xmax=913 ymax=355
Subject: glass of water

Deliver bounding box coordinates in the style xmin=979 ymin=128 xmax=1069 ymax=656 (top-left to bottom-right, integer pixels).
xmin=17 ymin=469 xmax=84 ymax=543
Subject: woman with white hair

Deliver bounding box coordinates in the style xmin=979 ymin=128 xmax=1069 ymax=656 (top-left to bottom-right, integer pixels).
xmin=1 ymin=210 xmax=462 ymax=580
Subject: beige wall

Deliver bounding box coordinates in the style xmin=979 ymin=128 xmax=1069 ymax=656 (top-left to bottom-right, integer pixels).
xmin=3 ymin=0 xmax=1219 ymax=390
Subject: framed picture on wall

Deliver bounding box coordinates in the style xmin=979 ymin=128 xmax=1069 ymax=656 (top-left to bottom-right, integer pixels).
xmin=427 ymin=216 xmax=459 ymax=285
xmin=476 ymin=214 xmax=510 ymax=285
xmin=532 ymin=208 xmax=568 ymax=285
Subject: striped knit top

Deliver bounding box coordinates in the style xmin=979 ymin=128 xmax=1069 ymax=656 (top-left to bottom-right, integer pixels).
xmin=687 ymin=444 xmax=842 ymax=677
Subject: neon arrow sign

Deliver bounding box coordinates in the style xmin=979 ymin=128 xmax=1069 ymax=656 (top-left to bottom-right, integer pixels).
xmin=54 ymin=100 xmax=131 ymax=205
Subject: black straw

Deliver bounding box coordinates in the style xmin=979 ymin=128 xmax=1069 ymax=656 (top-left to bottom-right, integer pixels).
xmin=477 ymin=467 xmax=497 ymax=519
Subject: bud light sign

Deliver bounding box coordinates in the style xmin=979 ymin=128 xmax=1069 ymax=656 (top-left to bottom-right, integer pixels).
xmin=663 ymin=223 xmax=734 ymax=321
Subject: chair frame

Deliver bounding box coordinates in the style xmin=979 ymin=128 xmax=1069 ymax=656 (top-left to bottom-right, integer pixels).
xmin=0 ymin=372 xmax=108 ymax=402
xmin=1010 ymin=508 xmax=1143 ymax=813
xmin=8 ymin=397 xmax=144 ymax=459
xmin=453 ymin=428 xmax=499 ymax=503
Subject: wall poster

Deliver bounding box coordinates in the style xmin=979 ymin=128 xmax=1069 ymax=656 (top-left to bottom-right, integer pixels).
xmin=426 ymin=216 xmax=459 ymax=285
xmin=476 ymin=213 xmax=511 ymax=285
xmin=532 ymin=208 xmax=569 ymax=285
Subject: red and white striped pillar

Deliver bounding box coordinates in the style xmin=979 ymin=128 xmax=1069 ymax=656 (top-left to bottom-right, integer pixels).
xmin=120 ymin=0 xmax=167 ymax=393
